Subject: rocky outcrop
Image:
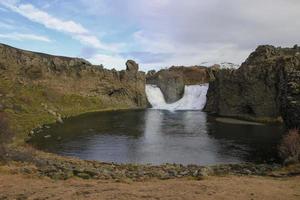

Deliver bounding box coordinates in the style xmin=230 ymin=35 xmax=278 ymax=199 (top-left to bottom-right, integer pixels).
xmin=146 ymin=66 xmax=212 ymax=103
xmin=0 ymin=43 xmax=147 ymax=107
xmin=0 ymin=43 xmax=147 ymax=136
xmin=279 ymin=49 xmax=300 ymax=129
xmin=205 ymin=45 xmax=300 ymax=127
xmin=126 ymin=60 xmax=139 ymax=72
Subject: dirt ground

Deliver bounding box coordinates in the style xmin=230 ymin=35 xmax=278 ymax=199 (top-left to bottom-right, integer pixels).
xmin=0 ymin=173 xmax=299 ymax=200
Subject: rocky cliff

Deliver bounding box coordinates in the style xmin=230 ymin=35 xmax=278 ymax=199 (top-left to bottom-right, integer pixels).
xmin=146 ymin=66 xmax=213 ymax=103
xmin=205 ymin=45 xmax=300 ymax=128
xmin=279 ymin=52 xmax=300 ymax=129
xmin=0 ymin=44 xmax=147 ymax=140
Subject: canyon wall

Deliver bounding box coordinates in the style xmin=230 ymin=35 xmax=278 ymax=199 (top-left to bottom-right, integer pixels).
xmin=279 ymin=53 xmax=300 ymax=129
xmin=0 ymin=44 xmax=147 ymax=138
xmin=205 ymin=45 xmax=300 ymax=128
xmin=1 ymin=42 xmax=299 ymax=139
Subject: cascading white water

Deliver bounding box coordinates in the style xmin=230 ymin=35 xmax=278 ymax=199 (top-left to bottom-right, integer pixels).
xmin=145 ymin=84 xmax=209 ymax=111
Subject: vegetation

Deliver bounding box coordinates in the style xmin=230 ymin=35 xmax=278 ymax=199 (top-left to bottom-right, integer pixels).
xmin=0 ymin=78 xmax=125 ymax=144
xmin=0 ymin=74 xmax=138 ymax=145
xmin=0 ymin=112 xmax=12 ymax=162
xmin=279 ymin=129 xmax=300 ymax=165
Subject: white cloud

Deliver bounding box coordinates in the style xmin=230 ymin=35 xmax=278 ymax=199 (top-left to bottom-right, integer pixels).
xmin=131 ymin=30 xmax=251 ymax=71
xmin=1 ymin=1 xmax=120 ymax=51
xmin=88 ymin=54 xmax=126 ymax=70
xmin=78 ymin=0 xmax=109 ymax=15
xmin=0 ymin=32 xmax=51 ymax=42
xmin=2 ymin=0 xmax=300 ymax=71
xmin=125 ymin=0 xmax=300 ymax=70
xmin=11 ymin=4 xmax=88 ymax=35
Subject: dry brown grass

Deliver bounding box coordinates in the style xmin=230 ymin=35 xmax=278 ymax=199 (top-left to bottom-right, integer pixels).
xmin=0 ymin=172 xmax=300 ymax=200
xmin=279 ymin=129 xmax=300 ymax=165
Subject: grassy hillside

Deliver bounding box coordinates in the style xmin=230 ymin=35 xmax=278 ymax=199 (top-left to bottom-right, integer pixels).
xmin=0 ymin=44 xmax=147 ymax=144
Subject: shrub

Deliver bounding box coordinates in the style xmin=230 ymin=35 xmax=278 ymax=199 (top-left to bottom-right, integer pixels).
xmin=278 ymin=129 xmax=300 ymax=165
xmin=0 ymin=112 xmax=11 ymax=162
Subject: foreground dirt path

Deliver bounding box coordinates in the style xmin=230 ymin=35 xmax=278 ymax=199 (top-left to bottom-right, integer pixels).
xmin=0 ymin=173 xmax=299 ymax=200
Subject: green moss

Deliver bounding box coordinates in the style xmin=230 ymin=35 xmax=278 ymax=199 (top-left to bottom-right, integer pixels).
xmin=0 ymin=78 xmax=137 ymax=145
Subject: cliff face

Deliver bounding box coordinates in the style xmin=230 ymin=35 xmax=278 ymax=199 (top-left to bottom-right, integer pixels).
xmin=0 ymin=44 xmax=147 ymax=138
xmin=205 ymin=45 xmax=300 ymax=128
xmin=146 ymin=66 xmax=213 ymax=103
xmin=279 ymin=55 xmax=300 ymax=129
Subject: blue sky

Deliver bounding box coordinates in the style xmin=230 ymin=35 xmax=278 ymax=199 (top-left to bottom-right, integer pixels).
xmin=0 ymin=0 xmax=299 ymax=71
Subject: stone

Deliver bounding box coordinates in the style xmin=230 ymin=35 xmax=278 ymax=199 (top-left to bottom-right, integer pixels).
xmin=126 ymin=60 xmax=139 ymax=72
xmin=197 ymin=167 xmax=212 ymax=177
xmin=57 ymin=115 xmax=63 ymax=124
xmin=47 ymin=109 xmax=56 ymax=116
xmin=29 ymin=130 xmax=34 ymax=136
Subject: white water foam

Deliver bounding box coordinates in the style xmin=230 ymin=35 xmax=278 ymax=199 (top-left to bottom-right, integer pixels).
xmin=145 ymin=84 xmax=209 ymax=111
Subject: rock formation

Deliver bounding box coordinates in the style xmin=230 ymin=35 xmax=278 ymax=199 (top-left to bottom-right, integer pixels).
xmin=126 ymin=60 xmax=139 ymax=72
xmin=146 ymin=66 xmax=213 ymax=103
xmin=1 ymin=43 xmax=299 ymax=131
xmin=205 ymin=45 xmax=300 ymax=128
xmin=279 ymin=47 xmax=300 ymax=129
xmin=0 ymin=43 xmax=147 ymax=133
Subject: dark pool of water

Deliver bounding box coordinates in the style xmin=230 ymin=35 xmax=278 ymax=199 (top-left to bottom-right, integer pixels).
xmin=30 ymin=110 xmax=285 ymax=165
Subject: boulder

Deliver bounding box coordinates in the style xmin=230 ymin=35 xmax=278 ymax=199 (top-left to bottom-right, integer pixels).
xmin=156 ymin=73 xmax=185 ymax=103
xmin=126 ymin=60 xmax=139 ymax=72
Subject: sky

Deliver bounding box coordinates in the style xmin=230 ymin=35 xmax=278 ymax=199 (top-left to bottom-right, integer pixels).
xmin=0 ymin=0 xmax=299 ymax=71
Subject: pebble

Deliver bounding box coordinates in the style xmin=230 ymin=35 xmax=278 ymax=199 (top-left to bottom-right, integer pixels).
xmin=23 ymin=155 xmax=279 ymax=181
xmin=57 ymin=116 xmax=63 ymax=124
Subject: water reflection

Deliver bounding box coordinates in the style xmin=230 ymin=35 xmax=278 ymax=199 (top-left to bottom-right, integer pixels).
xmin=30 ymin=110 xmax=284 ymax=165
xmin=143 ymin=110 xmax=164 ymax=141
xmin=183 ymin=111 xmax=207 ymax=134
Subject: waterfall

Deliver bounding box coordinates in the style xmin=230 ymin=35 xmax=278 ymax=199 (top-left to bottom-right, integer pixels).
xmin=145 ymin=84 xmax=209 ymax=111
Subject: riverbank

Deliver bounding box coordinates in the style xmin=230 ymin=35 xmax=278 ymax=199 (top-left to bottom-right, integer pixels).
xmin=3 ymin=145 xmax=300 ymax=181
xmin=3 ymin=106 xmax=293 ymax=182
xmin=1 ymin=143 xmax=300 ymax=200
xmin=1 ymin=95 xmax=294 ymax=184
